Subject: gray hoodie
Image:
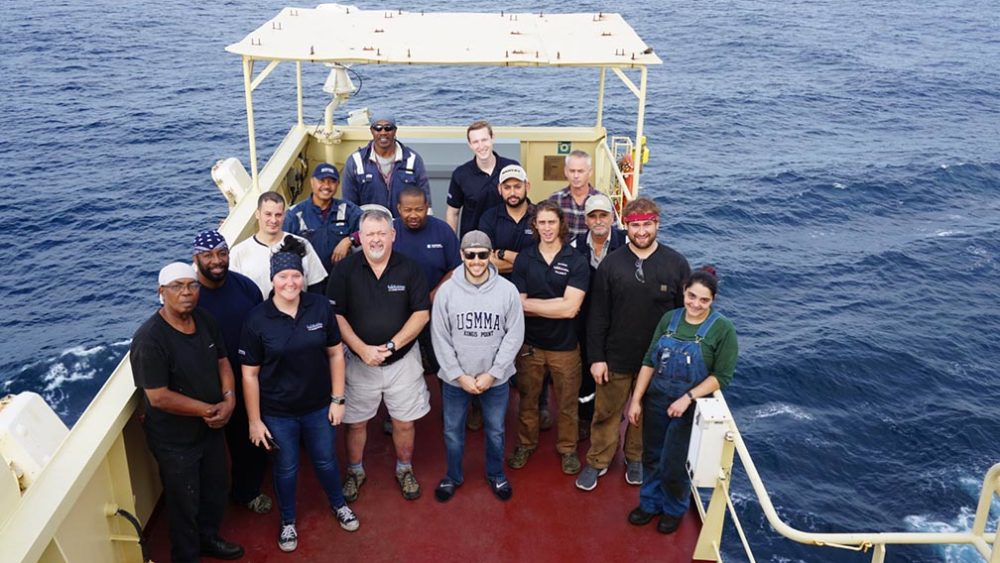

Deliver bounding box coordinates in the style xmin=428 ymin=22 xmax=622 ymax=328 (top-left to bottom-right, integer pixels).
xmin=432 ymin=263 xmax=525 ymax=387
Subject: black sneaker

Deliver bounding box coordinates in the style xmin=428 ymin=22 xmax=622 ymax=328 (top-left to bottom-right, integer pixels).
xmin=434 ymin=478 xmax=458 ymax=503
xmin=488 ymin=477 xmax=513 ymax=501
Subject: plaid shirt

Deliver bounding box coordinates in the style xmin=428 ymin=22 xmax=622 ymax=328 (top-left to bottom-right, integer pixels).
xmin=547 ymin=185 xmax=619 ymax=238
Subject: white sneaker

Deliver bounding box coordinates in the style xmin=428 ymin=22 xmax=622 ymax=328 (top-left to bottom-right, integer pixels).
xmin=334 ymin=505 xmax=360 ymax=532
xmin=278 ymin=523 xmax=298 ymax=552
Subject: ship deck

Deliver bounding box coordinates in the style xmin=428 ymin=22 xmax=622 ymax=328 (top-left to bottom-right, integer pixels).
xmin=144 ymin=378 xmax=705 ymax=562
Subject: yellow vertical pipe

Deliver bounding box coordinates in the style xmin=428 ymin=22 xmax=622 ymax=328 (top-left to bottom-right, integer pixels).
xmin=296 ymin=61 xmax=304 ymax=128
xmin=596 ymin=67 xmax=606 ymax=128
xmin=631 ymin=66 xmax=647 ymax=199
xmin=242 ymin=57 xmax=259 ymax=192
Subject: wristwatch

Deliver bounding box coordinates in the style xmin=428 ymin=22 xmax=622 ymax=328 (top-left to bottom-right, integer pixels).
xmin=385 ymin=340 xmax=396 ymax=352
xmin=330 ymin=394 xmax=346 ymax=405
xmin=497 ymin=249 xmax=506 ymax=261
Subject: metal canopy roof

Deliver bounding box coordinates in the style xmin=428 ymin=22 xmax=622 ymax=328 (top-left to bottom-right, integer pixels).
xmin=226 ymin=5 xmax=662 ymax=67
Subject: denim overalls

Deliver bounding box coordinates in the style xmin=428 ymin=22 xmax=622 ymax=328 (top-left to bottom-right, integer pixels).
xmin=639 ymin=308 xmax=720 ymax=517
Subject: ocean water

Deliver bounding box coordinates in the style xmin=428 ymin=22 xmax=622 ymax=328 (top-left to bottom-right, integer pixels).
xmin=2 ymin=1 xmax=998 ymax=561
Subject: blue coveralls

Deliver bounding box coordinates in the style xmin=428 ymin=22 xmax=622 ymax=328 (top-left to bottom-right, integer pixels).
xmin=340 ymin=141 xmax=431 ymax=216
xmin=639 ymin=309 xmax=720 ymax=517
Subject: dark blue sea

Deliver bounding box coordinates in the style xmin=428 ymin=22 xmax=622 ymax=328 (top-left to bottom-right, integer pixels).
xmin=2 ymin=1 xmax=997 ymax=561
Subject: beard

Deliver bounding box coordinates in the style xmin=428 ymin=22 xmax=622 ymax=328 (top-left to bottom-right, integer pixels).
xmin=196 ymin=260 xmax=227 ymax=283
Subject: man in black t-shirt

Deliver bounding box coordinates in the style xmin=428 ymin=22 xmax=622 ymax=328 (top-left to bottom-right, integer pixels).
xmin=576 ymin=197 xmax=691 ymax=492
xmin=327 ymin=208 xmax=432 ymax=502
xmin=192 ymin=229 xmax=271 ymax=515
xmin=130 ymin=262 xmax=244 ymax=562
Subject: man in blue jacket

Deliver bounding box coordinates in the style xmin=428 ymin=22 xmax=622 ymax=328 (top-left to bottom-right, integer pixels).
xmin=284 ymin=163 xmax=362 ymax=273
xmin=341 ymin=115 xmax=431 ymax=216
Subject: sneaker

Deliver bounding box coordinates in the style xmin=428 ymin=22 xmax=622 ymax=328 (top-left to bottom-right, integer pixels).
xmin=277 ymin=523 xmax=298 ymax=552
xmin=625 ymin=459 xmax=643 ymax=485
xmin=560 ymin=452 xmax=582 ymax=475
xmin=396 ymin=468 xmax=421 ymax=500
xmin=334 ymin=505 xmax=360 ymax=532
xmin=488 ymin=477 xmax=513 ymax=501
xmin=466 ymin=405 xmax=483 ymax=432
xmin=507 ymin=446 xmax=534 ymax=469
xmin=434 ymin=478 xmax=458 ymax=503
xmin=628 ymin=506 xmax=656 ymax=526
xmin=575 ymin=464 xmax=607 ymax=491
xmin=342 ymin=470 xmax=366 ymax=503
xmin=245 ymin=493 xmax=273 ymax=514
xmin=539 ymin=409 xmax=553 ymax=431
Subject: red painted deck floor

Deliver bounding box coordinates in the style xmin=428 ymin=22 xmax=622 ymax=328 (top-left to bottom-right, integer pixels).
xmin=146 ymin=379 xmax=706 ymax=562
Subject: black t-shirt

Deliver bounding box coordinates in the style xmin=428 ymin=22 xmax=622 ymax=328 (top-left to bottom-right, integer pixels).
xmin=326 ymin=250 xmax=430 ymax=364
xmin=130 ymin=308 xmax=226 ymax=445
xmin=511 ymin=244 xmax=590 ymax=351
xmin=239 ymin=292 xmax=342 ymax=417
xmin=587 ymin=244 xmax=690 ymax=373
xmin=197 ymin=271 xmax=262 ymax=383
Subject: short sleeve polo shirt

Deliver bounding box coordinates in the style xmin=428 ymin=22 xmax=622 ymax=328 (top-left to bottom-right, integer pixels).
xmin=447 ymin=153 xmax=520 ymax=237
xmin=239 ymin=292 xmax=342 ymax=417
xmin=392 ymin=215 xmax=461 ymax=289
xmin=477 ymin=203 xmax=536 ymax=253
xmin=327 ymin=251 xmax=431 ymax=364
xmin=510 ymin=244 xmax=590 ymax=350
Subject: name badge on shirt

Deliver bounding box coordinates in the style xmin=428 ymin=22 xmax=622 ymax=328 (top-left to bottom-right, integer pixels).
xmin=553 ymin=262 xmax=570 ymax=276
xmin=387 ymin=284 xmax=406 ymax=292
xmin=307 ymin=323 xmax=324 ymax=331
xmin=426 ymin=243 xmax=443 ymax=249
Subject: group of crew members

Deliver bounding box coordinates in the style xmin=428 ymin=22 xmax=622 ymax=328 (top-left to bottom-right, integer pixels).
xmin=130 ymin=117 xmax=739 ymax=561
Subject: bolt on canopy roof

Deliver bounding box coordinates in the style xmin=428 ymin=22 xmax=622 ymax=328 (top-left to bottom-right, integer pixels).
xmin=226 ymin=5 xmax=662 ymax=67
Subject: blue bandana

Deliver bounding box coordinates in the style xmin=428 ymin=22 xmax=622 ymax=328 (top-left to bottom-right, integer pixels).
xmin=270 ymin=251 xmax=304 ymax=280
xmin=193 ymin=230 xmax=228 ymax=254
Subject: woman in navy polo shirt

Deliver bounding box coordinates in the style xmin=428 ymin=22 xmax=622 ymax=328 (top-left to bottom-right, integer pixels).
xmin=240 ymin=241 xmax=360 ymax=553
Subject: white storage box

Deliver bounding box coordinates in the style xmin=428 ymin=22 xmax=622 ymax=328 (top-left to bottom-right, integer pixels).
xmin=686 ymin=397 xmax=732 ymax=488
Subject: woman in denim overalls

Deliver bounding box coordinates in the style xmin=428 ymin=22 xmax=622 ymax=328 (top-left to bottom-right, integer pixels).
xmin=626 ymin=268 xmax=739 ymax=534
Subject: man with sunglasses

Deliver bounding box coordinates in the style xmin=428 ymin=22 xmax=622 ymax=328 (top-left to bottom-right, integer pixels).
xmin=341 ymin=115 xmax=431 ymax=217
xmin=130 ymin=262 xmax=244 ymax=561
xmin=575 ymin=197 xmax=690 ymax=492
xmin=430 ymin=231 xmax=524 ymax=502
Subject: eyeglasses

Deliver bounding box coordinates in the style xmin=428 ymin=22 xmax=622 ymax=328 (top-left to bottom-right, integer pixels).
xmin=463 ymin=250 xmax=490 ymax=260
xmin=163 ymin=281 xmax=201 ymax=293
xmin=371 ymin=124 xmax=397 ymax=132
xmin=634 ymin=258 xmax=645 ymax=283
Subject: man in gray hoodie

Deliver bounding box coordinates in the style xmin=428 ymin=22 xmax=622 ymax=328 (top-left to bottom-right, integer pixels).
xmin=431 ymin=230 xmax=525 ymax=502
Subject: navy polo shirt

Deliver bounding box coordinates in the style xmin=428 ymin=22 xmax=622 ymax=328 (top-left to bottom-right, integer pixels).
xmin=239 ymin=292 xmax=341 ymax=417
xmin=327 ymin=250 xmax=430 ymax=364
xmin=197 ymin=271 xmax=263 ymax=375
xmin=392 ymin=215 xmax=461 ymax=289
xmin=478 ymin=203 xmax=535 ymax=253
xmin=447 ymin=153 xmax=520 ymax=237
xmin=511 ymin=244 xmax=590 ymax=351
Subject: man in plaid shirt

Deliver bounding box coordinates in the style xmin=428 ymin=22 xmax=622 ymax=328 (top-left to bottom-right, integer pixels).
xmin=547 ymin=150 xmax=619 ymax=238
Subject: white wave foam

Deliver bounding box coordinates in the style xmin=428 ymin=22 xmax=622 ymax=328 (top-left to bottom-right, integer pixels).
xmin=747 ymin=402 xmax=815 ymax=421
xmin=831 ymin=182 xmax=846 ymax=189
xmin=935 ymin=230 xmax=963 ymax=237
xmin=904 ymin=499 xmax=999 ymax=562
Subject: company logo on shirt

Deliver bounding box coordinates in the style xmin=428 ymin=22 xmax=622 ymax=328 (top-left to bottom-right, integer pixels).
xmin=387 ymin=284 xmax=406 ymax=292
xmin=524 ymin=229 xmax=533 ymax=235
xmin=307 ymin=323 xmax=324 ymax=331
xmin=426 ymin=243 xmax=443 ymax=249
xmin=553 ymin=262 xmax=570 ymax=276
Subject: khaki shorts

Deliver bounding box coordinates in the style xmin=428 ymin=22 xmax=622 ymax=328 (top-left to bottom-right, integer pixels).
xmin=344 ymin=344 xmax=431 ymax=424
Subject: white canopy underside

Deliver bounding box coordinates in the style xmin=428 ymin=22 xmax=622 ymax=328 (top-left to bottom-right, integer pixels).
xmin=226 ymin=5 xmax=662 ymax=67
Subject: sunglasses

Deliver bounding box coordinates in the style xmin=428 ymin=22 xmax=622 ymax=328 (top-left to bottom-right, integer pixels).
xmin=371 ymin=124 xmax=397 ymax=132
xmin=463 ymin=250 xmax=490 ymax=260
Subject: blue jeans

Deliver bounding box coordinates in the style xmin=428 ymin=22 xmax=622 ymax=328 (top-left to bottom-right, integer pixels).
xmin=263 ymin=406 xmax=346 ymax=524
xmin=442 ymin=381 xmax=509 ymax=484
xmin=638 ymin=393 xmax=695 ymax=517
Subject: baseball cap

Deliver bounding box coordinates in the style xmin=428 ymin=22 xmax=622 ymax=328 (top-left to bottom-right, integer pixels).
xmin=313 ymin=163 xmax=340 ymax=181
xmin=498 ymin=164 xmax=528 ymax=184
xmin=460 ymin=230 xmax=493 ymax=251
xmin=584 ymin=193 xmax=614 ymax=215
